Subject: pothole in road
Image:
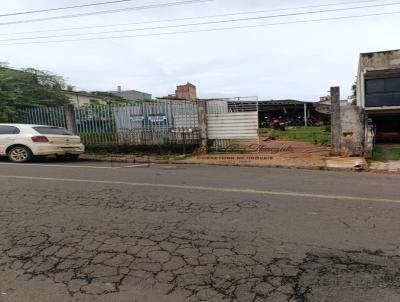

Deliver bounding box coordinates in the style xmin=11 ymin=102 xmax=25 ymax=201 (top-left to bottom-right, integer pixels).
xmin=294 ymin=249 xmax=400 ymax=302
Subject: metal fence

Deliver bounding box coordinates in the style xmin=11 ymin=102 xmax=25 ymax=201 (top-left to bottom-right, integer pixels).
xmin=23 ymin=101 xmax=200 ymax=147
xmin=21 ymin=98 xmax=260 ymax=152
xmin=206 ymin=98 xmax=259 ymax=151
xmin=75 ymin=105 xmax=117 ymax=146
xmin=24 ymin=106 xmax=66 ymax=128
xmin=112 ymin=102 xmax=199 ymax=145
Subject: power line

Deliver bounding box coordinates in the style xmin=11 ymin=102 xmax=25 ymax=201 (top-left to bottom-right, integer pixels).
xmin=0 ymin=0 xmax=213 ymax=26
xmin=0 ymin=0 xmax=392 ymax=36
xmin=1 ymin=10 xmax=398 ymax=46
xmin=1 ymin=1 xmax=400 ymax=42
xmin=0 ymin=0 xmax=141 ymax=17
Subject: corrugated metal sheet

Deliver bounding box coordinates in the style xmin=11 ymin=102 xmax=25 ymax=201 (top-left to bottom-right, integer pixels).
xmin=207 ymin=112 xmax=258 ymax=139
xmin=206 ymin=100 xmax=229 ymax=114
xmin=113 ymin=102 xmax=198 ymax=132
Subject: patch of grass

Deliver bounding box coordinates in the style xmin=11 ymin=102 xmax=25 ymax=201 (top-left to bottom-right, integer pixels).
xmin=80 ymin=132 xmax=118 ymax=145
xmin=391 ymin=148 xmax=400 ymax=160
xmin=270 ymin=126 xmax=331 ymax=145
xmin=258 ymin=128 xmax=271 ymax=135
xmin=373 ymin=147 xmax=400 ymax=161
xmin=373 ymin=146 xmax=387 ymax=162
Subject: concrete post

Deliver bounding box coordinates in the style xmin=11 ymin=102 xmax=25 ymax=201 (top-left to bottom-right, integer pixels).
xmin=330 ymin=86 xmax=341 ymax=154
xmin=364 ymin=117 xmax=374 ymax=159
xmin=196 ymin=100 xmax=208 ymax=153
xmin=64 ymin=104 xmax=77 ymax=135
xmin=303 ymin=103 xmax=308 ymax=127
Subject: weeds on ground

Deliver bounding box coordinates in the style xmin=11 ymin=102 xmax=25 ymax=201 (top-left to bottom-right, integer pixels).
xmin=261 ymin=126 xmax=331 ymax=145
xmin=391 ymin=148 xmax=400 ymax=160
xmin=373 ymin=147 xmax=400 ymax=162
xmin=373 ymin=146 xmax=387 ymax=162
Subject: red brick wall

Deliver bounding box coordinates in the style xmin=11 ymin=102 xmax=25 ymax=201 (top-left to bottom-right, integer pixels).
xmin=175 ymin=83 xmax=197 ymax=101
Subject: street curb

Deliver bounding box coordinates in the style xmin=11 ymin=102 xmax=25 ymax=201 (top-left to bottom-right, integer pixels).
xmin=80 ymin=154 xmax=361 ymax=173
xmin=81 ymin=154 xmax=400 ymax=175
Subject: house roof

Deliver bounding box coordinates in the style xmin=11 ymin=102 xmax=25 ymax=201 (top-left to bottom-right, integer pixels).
xmin=65 ymin=91 xmax=102 ymax=99
xmin=258 ymin=99 xmax=313 ymax=106
xmin=361 ymin=49 xmax=400 ymax=57
xmin=109 ymin=89 xmax=150 ymax=94
xmin=156 ymin=96 xmax=187 ymax=101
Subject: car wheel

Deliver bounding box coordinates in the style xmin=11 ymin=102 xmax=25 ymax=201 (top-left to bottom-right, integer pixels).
xmin=8 ymin=146 xmax=32 ymax=163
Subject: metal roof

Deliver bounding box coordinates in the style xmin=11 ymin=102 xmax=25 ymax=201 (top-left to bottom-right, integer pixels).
xmin=258 ymin=99 xmax=314 ymax=106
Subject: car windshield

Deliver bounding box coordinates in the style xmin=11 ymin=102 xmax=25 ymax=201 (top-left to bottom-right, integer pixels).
xmin=33 ymin=126 xmax=72 ymax=135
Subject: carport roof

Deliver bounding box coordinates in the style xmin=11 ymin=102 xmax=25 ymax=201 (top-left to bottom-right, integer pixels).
xmin=258 ymin=100 xmax=314 ymax=106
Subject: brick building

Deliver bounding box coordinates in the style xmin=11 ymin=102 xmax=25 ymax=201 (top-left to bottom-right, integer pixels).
xmin=159 ymin=82 xmax=197 ymax=101
xmin=175 ymin=82 xmax=197 ymax=101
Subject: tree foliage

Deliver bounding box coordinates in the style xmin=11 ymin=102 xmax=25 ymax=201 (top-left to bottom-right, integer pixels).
xmin=350 ymin=79 xmax=358 ymax=106
xmin=90 ymin=91 xmax=140 ymax=105
xmin=0 ymin=67 xmax=70 ymax=122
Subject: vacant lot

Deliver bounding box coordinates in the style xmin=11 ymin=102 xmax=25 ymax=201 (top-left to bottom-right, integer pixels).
xmin=260 ymin=126 xmax=331 ymax=146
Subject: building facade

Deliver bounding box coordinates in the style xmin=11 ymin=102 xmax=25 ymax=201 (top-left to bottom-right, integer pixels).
xmin=175 ymin=82 xmax=197 ymax=101
xmin=109 ymin=86 xmax=152 ymax=101
xmin=158 ymin=82 xmax=197 ymax=102
xmin=332 ymin=50 xmax=400 ymax=158
xmin=357 ymin=50 xmax=400 ymax=109
xmin=67 ymin=92 xmax=105 ymax=107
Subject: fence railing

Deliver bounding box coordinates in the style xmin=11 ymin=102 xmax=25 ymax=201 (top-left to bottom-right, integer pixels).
xmin=24 ymin=106 xmax=66 ymax=128
xmin=21 ymin=99 xmax=261 ymax=152
xmin=22 ymin=101 xmax=200 ymax=147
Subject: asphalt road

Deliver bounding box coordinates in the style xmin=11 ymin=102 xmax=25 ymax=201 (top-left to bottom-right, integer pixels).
xmin=1 ymin=161 xmax=400 ymax=302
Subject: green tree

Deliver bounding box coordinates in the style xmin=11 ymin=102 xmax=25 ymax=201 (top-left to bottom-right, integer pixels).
xmin=90 ymin=91 xmax=139 ymax=105
xmin=0 ymin=67 xmax=70 ymax=122
xmin=350 ymin=79 xmax=357 ymax=106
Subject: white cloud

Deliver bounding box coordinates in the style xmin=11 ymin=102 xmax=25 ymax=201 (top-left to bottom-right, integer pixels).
xmin=0 ymin=0 xmax=399 ymax=100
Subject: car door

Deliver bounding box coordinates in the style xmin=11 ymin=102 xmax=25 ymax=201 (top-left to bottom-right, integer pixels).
xmin=0 ymin=126 xmax=20 ymax=155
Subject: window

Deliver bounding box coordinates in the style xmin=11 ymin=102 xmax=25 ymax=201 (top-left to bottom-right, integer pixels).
xmin=33 ymin=127 xmax=72 ymax=135
xmin=385 ymin=78 xmax=400 ymax=93
xmin=0 ymin=125 xmax=20 ymax=135
xmin=365 ymin=77 xmax=400 ymax=107
xmin=365 ymin=79 xmax=385 ymax=94
xmin=366 ymin=77 xmax=400 ymax=94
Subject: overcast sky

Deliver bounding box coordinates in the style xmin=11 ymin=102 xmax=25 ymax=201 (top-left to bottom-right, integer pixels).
xmin=0 ymin=0 xmax=398 ymax=101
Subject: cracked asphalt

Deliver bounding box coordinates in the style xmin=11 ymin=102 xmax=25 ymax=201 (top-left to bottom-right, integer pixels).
xmin=1 ymin=161 xmax=400 ymax=302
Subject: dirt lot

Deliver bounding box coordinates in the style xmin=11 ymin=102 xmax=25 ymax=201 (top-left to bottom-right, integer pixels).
xmin=83 ymin=139 xmax=330 ymax=170
xmin=188 ymin=139 xmax=330 ymax=169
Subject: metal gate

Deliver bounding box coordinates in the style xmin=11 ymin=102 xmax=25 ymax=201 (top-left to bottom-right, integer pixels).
xmin=206 ymin=97 xmax=259 ymax=151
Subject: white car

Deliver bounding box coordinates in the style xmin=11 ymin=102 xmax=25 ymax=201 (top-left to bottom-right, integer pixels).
xmin=0 ymin=124 xmax=85 ymax=163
